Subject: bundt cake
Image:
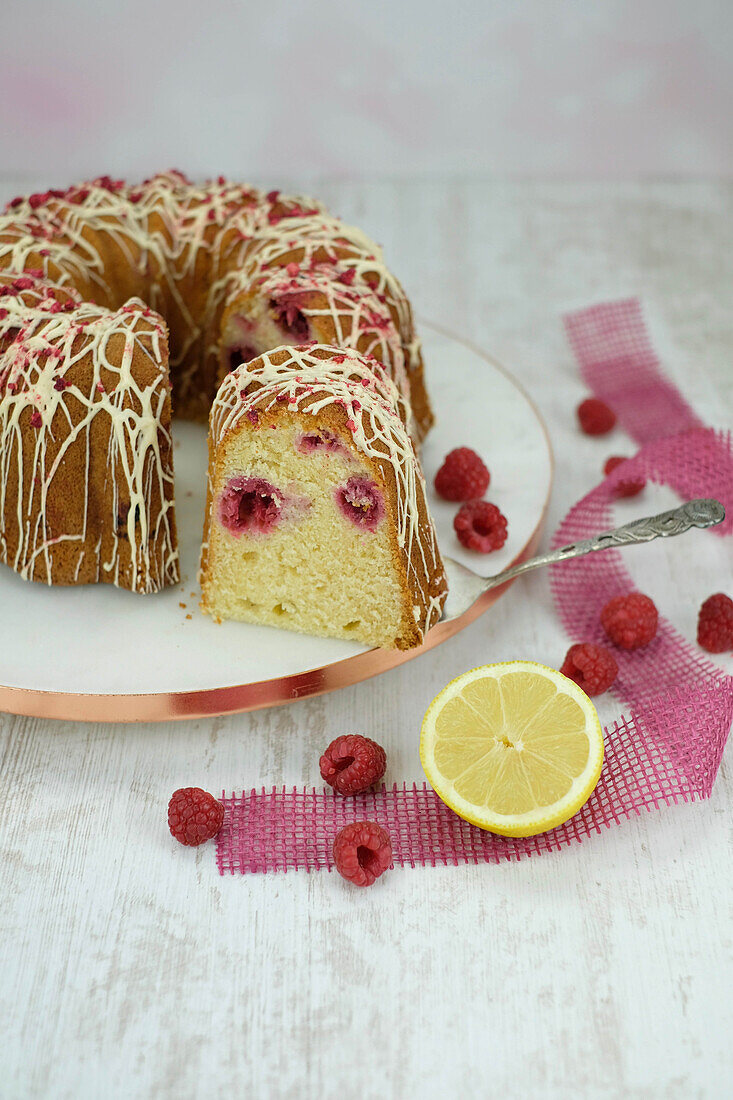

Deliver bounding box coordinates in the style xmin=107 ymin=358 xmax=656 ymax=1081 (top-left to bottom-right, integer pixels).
xmin=199 ymin=345 xmax=447 ymax=650
xmin=0 ymin=173 xmax=439 ymax=646
xmin=0 ymin=171 xmax=431 ymax=434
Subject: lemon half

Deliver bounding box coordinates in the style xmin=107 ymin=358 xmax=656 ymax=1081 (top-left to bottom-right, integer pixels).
xmin=420 ymin=661 xmax=604 ymax=837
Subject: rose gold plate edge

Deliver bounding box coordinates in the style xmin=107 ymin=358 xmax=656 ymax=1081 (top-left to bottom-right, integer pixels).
xmin=0 ymin=326 xmax=554 ymax=723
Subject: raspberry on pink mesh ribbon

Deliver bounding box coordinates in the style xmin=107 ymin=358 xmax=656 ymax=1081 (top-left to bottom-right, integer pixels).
xmin=217 ymin=299 xmax=733 ymax=875
xmin=564 ymin=297 xmax=706 ymax=443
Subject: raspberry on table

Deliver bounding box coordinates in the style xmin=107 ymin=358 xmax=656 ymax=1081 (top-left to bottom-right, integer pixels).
xmin=320 ymin=734 xmax=387 ymax=795
xmin=332 ymin=821 xmax=392 ymax=887
xmin=560 ymin=642 xmax=618 ymax=696
xmin=697 ymin=593 xmax=733 ymax=653
xmin=601 ymin=592 xmax=659 ymax=650
xmin=434 ymin=447 xmax=490 ymax=502
xmin=603 ymin=455 xmax=646 ymax=497
xmin=168 ymin=787 xmax=225 ymax=846
xmin=578 ymin=397 xmax=617 ymax=436
xmin=454 ymin=500 xmax=508 ymax=553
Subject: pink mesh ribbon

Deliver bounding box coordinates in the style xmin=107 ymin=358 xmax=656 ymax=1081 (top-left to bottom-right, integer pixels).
xmin=217 ymin=299 xmax=732 ymax=875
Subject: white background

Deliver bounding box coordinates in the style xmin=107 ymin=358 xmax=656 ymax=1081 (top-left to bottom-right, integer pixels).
xmin=1 ymin=0 xmax=732 ymax=182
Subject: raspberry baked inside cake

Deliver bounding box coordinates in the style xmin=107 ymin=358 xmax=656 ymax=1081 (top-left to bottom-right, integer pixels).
xmin=199 ymin=345 xmax=446 ymax=650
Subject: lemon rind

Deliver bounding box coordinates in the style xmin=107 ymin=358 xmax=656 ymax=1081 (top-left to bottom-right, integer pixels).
xmin=420 ymin=661 xmax=605 ymax=838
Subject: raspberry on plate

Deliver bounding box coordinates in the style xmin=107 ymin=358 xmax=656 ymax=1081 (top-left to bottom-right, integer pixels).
xmin=601 ymin=592 xmax=658 ymax=650
xmin=578 ymin=397 xmax=617 ymax=436
xmin=697 ymin=593 xmax=733 ymax=653
xmin=168 ymin=787 xmax=225 ymax=846
xmin=454 ymin=500 xmax=508 ymax=553
xmin=434 ymin=447 xmax=490 ymax=502
xmin=320 ymin=734 xmax=387 ymax=795
xmin=560 ymin=643 xmax=618 ymax=696
xmin=603 ymin=455 xmax=646 ymax=497
xmin=332 ymin=821 xmax=392 ymax=887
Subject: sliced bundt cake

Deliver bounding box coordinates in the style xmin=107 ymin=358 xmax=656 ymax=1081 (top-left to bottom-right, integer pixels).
xmin=199 ymin=345 xmax=446 ymax=649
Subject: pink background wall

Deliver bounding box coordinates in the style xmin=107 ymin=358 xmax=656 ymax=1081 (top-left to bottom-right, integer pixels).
xmin=1 ymin=0 xmax=731 ymax=183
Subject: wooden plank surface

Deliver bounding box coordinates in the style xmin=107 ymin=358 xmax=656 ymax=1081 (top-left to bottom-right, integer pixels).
xmin=0 ymin=179 xmax=731 ymax=1099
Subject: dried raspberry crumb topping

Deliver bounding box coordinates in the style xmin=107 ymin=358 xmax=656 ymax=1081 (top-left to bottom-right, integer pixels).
xmin=454 ymin=500 xmax=508 ymax=553
xmin=603 ymin=455 xmax=646 ymax=497
xmin=29 ymin=409 xmax=43 ymax=429
xmin=601 ymin=592 xmax=658 ymax=649
xmin=332 ymin=821 xmax=392 ymax=887
xmin=434 ymin=447 xmax=490 ymax=502
xmin=168 ymin=787 xmax=224 ymax=847
xmin=560 ymin=643 xmax=618 ymax=696
xmin=337 ymin=268 xmax=356 ymax=286
xmin=697 ymin=593 xmax=733 ymax=653
xmin=577 ymin=397 xmax=617 ymax=436
xmin=320 ymin=735 xmax=387 ymax=795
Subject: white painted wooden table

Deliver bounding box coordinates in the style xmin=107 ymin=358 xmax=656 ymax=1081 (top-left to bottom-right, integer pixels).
xmin=1 ymin=180 xmax=731 ymax=1100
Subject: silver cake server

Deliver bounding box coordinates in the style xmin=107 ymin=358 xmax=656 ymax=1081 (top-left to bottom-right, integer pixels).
xmin=440 ymin=498 xmax=726 ymax=624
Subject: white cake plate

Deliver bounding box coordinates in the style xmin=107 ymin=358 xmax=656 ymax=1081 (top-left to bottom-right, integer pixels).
xmin=0 ymin=324 xmax=553 ymax=722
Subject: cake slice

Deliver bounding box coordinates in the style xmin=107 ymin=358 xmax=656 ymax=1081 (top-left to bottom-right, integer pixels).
xmin=199 ymin=344 xmax=446 ymax=649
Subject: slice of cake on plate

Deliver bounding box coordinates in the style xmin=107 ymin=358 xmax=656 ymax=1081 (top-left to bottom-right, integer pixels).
xmin=199 ymin=344 xmax=446 ymax=649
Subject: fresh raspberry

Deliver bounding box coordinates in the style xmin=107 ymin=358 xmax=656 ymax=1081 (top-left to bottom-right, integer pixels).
xmin=601 ymin=592 xmax=658 ymax=650
xmin=320 ymin=734 xmax=386 ymax=795
xmin=603 ymin=455 xmax=646 ymax=497
xmin=454 ymin=500 xmax=508 ymax=553
xmin=168 ymin=787 xmax=224 ymax=846
xmin=560 ymin=643 xmax=618 ymax=696
xmin=577 ymin=397 xmax=617 ymax=436
xmin=332 ymin=821 xmax=392 ymax=887
xmin=434 ymin=447 xmax=490 ymax=502
xmin=697 ymin=593 xmax=733 ymax=653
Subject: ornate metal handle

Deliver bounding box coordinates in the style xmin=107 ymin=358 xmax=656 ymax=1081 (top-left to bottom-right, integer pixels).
xmin=493 ymin=499 xmax=726 ymax=585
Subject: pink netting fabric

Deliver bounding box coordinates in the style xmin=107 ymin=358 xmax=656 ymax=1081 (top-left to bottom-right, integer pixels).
xmin=564 ymin=297 xmax=706 ymax=443
xmin=217 ymin=299 xmax=732 ymax=875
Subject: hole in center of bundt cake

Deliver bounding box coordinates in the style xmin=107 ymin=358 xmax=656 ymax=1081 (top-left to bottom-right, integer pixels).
xmin=335 ymin=477 xmax=385 ymax=531
xmin=269 ymin=296 xmax=310 ymax=341
xmin=228 ymin=345 xmax=259 ymax=372
xmin=219 ymin=476 xmax=284 ymax=535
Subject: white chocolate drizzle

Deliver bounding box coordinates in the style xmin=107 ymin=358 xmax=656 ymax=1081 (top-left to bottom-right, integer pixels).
xmin=0 ymin=173 xmax=430 ymax=595
xmin=0 ymin=272 xmax=178 ymax=591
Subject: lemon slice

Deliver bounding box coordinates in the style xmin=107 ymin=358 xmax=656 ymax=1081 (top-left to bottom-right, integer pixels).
xmin=420 ymin=661 xmax=604 ymax=836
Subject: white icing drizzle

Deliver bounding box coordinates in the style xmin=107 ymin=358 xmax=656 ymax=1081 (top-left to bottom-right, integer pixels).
xmin=0 ymin=273 xmax=178 ymax=591
xmin=208 ymin=345 xmax=446 ymax=640
xmin=0 ymin=174 xmax=430 ymax=598
xmin=0 ymin=174 xmax=424 ymax=415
